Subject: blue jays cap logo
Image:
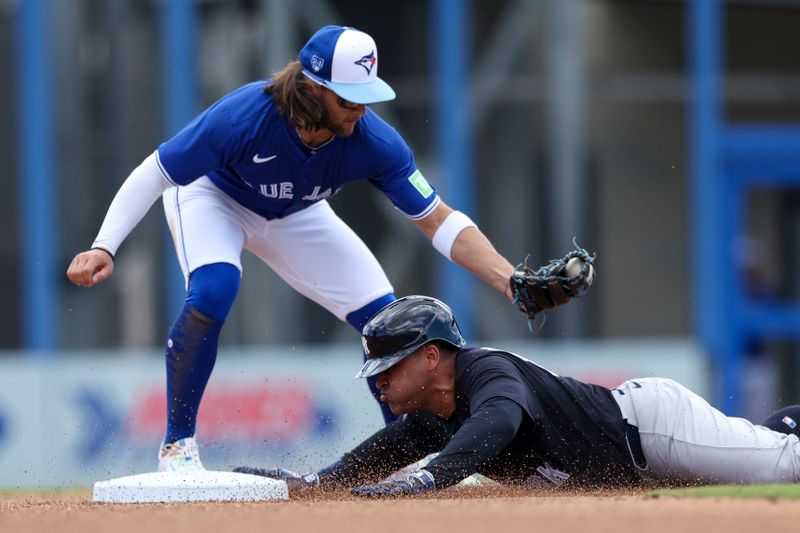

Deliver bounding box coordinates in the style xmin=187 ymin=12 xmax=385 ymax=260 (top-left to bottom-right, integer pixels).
xmin=310 ymin=55 xmax=325 ymax=73
xmin=354 ymin=51 xmax=376 ymax=75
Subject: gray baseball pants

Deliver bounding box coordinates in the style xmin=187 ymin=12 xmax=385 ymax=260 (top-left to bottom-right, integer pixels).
xmin=612 ymin=377 xmax=800 ymax=484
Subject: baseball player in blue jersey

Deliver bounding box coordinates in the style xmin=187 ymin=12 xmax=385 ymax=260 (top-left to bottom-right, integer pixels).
xmin=66 ymin=26 xmax=520 ymax=472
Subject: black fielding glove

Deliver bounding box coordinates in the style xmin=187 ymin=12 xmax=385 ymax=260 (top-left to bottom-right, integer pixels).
xmin=509 ymin=241 xmax=596 ymax=329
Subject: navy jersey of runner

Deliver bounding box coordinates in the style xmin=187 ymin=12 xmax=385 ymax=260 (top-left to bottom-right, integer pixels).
xmin=319 ymin=347 xmax=642 ymax=489
xmin=156 ymin=81 xmax=439 ymax=220
xmin=433 ymin=347 xmax=640 ymax=486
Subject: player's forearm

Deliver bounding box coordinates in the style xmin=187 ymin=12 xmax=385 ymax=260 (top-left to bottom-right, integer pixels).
xmin=91 ymin=151 xmax=174 ymax=255
xmin=424 ymin=397 xmax=523 ymax=488
xmin=450 ymin=227 xmax=515 ymax=298
xmin=315 ymin=412 xmax=448 ymax=487
xmin=416 ymin=202 xmax=515 ymax=298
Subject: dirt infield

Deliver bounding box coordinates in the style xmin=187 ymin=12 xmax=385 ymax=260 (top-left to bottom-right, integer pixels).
xmin=2 ymin=487 xmax=799 ymax=533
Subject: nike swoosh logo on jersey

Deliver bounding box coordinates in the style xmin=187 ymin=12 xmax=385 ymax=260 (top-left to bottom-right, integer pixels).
xmin=253 ymin=154 xmax=277 ymax=163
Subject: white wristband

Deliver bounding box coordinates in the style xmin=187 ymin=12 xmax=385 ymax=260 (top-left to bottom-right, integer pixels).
xmin=432 ymin=210 xmax=477 ymax=261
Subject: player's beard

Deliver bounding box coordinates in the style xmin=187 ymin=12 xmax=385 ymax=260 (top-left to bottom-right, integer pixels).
xmin=318 ymin=108 xmax=353 ymax=137
xmin=314 ymin=96 xmax=357 ymax=137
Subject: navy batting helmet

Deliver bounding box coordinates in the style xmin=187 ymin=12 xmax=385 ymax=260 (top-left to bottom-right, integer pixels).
xmin=355 ymin=295 xmax=466 ymax=379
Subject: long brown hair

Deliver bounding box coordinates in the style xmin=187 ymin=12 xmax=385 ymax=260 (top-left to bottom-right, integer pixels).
xmin=264 ymin=61 xmax=325 ymax=129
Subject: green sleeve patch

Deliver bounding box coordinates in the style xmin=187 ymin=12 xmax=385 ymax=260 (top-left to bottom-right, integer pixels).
xmin=408 ymin=170 xmax=434 ymax=198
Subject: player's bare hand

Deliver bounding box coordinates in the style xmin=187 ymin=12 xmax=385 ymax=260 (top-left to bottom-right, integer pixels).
xmin=67 ymin=249 xmax=114 ymax=287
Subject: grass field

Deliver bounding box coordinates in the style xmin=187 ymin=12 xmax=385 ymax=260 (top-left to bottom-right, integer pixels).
xmin=0 ymin=487 xmax=90 ymax=498
xmin=652 ymin=483 xmax=800 ymax=500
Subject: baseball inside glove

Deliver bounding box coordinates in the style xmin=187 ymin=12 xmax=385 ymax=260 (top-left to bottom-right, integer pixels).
xmin=509 ymin=242 xmax=596 ymax=329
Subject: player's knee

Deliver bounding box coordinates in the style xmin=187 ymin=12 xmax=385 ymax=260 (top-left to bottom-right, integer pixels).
xmin=186 ymin=263 xmax=241 ymax=322
xmin=346 ymin=293 xmax=396 ymax=332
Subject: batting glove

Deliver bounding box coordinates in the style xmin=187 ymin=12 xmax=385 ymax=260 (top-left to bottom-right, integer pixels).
xmin=233 ymin=466 xmax=320 ymax=490
xmin=352 ymin=469 xmax=435 ymax=498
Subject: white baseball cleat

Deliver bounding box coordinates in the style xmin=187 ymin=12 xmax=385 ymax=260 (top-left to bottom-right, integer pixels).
xmin=158 ymin=436 xmax=206 ymax=472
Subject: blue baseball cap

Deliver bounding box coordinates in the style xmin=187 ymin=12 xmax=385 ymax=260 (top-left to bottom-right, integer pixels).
xmin=299 ymin=25 xmax=396 ymax=105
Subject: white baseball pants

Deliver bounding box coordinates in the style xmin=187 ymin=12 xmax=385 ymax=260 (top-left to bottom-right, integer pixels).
xmin=162 ymin=176 xmax=393 ymax=321
xmin=612 ymin=377 xmax=800 ymax=485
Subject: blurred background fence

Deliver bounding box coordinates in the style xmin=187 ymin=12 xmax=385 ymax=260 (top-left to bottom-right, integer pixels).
xmin=2 ymin=0 xmax=800 ymax=486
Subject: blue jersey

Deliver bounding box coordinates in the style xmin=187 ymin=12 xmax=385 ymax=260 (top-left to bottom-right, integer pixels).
xmin=156 ymin=81 xmax=439 ymax=220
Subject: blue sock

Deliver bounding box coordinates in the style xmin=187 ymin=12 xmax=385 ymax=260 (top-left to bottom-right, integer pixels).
xmin=164 ymin=306 xmax=222 ymax=444
xmin=164 ymin=263 xmax=239 ymax=444
xmin=346 ymin=293 xmax=397 ymax=425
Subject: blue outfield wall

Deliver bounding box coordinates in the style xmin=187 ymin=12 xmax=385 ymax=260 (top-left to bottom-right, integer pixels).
xmin=688 ymin=1 xmax=800 ymax=415
xmin=0 ymin=340 xmax=708 ymax=488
